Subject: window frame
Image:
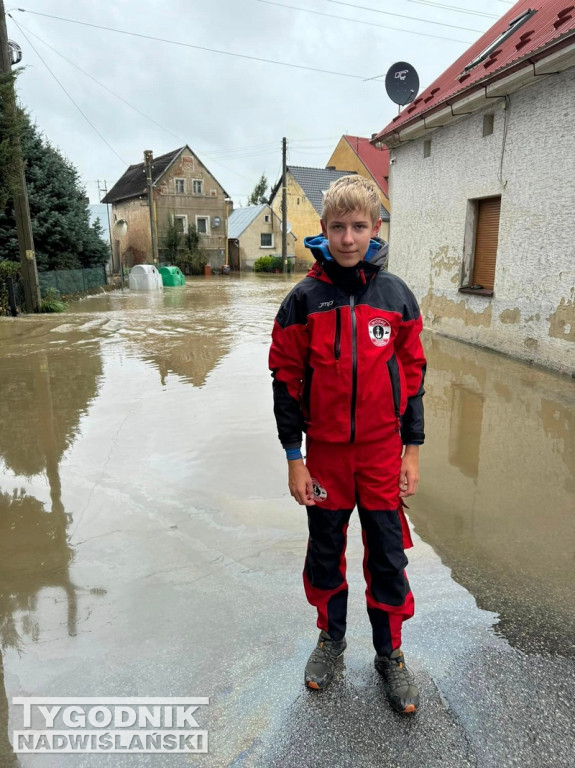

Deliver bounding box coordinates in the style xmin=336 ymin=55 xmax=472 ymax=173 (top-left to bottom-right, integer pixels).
xmin=260 ymin=233 xmax=274 ymax=248
xmin=463 ymin=9 xmax=536 ymax=72
xmin=173 ymin=214 xmax=188 ymax=235
xmin=460 ymin=195 xmax=501 ymax=296
xmin=195 ymin=215 xmax=210 ymax=236
xmin=192 ymin=179 xmax=203 ymax=195
xmin=174 ymin=178 xmax=186 ymax=194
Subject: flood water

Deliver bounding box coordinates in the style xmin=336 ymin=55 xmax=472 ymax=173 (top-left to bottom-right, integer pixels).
xmin=0 ymin=274 xmax=573 ymax=766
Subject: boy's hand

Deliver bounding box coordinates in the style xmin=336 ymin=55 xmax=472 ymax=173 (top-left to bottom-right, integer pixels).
xmin=288 ymin=459 xmax=316 ymax=506
xmin=399 ymin=445 xmax=419 ymax=498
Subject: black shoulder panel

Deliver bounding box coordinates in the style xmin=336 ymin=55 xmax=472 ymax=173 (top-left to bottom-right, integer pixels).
xmin=276 ymin=277 xmax=338 ymax=328
xmin=361 ymin=272 xmax=421 ymax=321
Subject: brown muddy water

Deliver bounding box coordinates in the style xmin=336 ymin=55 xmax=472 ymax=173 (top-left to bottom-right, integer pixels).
xmin=0 ymin=274 xmax=574 ymax=765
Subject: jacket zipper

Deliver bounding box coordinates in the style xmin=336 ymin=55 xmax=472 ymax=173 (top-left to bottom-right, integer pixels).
xmin=334 ymin=307 xmax=341 ymax=360
xmin=350 ymin=295 xmax=357 ymax=443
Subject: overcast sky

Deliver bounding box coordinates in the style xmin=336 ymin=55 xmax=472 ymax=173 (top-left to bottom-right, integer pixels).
xmin=6 ymin=0 xmax=516 ymax=204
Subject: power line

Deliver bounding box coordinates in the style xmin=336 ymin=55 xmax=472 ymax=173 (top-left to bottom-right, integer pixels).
xmin=7 ymin=19 xmax=280 ymax=183
xmin=11 ymin=19 xmax=185 ymax=143
xmin=325 ymin=0 xmax=486 ymax=31
xmin=9 ymin=17 xmax=127 ymax=166
xmin=406 ymin=1 xmax=499 ymax=19
xmin=12 ymin=22 xmax=347 ymax=162
xmin=257 ymin=0 xmax=476 ymax=42
xmin=14 ymin=8 xmax=371 ymax=80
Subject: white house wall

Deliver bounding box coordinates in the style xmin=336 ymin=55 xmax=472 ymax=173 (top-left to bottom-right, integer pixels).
xmin=388 ymin=66 xmax=575 ymax=375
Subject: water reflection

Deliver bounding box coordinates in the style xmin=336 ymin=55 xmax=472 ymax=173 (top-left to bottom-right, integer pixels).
xmin=409 ymin=333 xmax=575 ymax=654
xmin=0 ymin=343 xmax=104 ymax=765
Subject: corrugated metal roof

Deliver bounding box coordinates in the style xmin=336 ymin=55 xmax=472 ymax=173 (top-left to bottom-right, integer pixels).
xmin=227 ymin=204 xmax=267 ymax=238
xmin=102 ymin=147 xmax=183 ymax=204
xmin=375 ymin=0 xmax=575 ymax=141
xmin=343 ymin=135 xmax=390 ymax=198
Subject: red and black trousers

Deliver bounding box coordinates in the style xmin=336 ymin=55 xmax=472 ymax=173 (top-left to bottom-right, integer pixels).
xmin=303 ymin=436 xmax=414 ymax=658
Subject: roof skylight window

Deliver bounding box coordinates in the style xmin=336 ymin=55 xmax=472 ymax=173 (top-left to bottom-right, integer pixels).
xmin=464 ymin=9 xmax=537 ymax=72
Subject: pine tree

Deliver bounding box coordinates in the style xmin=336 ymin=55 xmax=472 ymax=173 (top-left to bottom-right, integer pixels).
xmin=0 ymin=113 xmax=109 ymax=270
xmin=248 ymin=174 xmax=269 ymax=205
xmin=0 ymin=69 xmax=25 ymax=210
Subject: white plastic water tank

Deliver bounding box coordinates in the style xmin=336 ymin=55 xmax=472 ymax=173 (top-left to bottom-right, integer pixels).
xmin=128 ymin=264 xmax=163 ymax=291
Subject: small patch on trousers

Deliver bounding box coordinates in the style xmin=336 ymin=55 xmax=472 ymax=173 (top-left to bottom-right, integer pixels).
xmin=311 ymin=478 xmax=327 ymax=502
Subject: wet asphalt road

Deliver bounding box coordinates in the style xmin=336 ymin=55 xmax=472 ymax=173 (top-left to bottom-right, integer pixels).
xmin=0 ymin=274 xmax=573 ymax=767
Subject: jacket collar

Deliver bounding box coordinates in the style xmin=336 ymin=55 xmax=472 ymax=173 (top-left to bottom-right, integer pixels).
xmin=304 ymin=234 xmax=388 ymax=293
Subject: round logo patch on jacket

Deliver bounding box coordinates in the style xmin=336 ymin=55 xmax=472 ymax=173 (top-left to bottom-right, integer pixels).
xmin=368 ymin=318 xmax=391 ymax=347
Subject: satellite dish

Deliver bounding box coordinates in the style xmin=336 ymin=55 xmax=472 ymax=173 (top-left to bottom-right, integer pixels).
xmin=385 ymin=62 xmax=419 ymax=106
xmin=212 ymin=216 xmax=221 ymax=228
xmin=113 ymin=220 xmax=128 ymax=239
xmin=286 ymin=221 xmax=292 ymax=234
xmin=8 ymin=41 xmax=22 ymax=66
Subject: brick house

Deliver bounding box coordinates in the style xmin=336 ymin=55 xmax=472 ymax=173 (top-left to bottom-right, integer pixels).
xmin=372 ymin=0 xmax=575 ymax=374
xmin=102 ymin=146 xmax=231 ymax=269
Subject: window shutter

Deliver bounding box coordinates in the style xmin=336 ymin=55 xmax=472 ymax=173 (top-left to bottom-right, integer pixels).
xmin=472 ymin=197 xmax=501 ymax=291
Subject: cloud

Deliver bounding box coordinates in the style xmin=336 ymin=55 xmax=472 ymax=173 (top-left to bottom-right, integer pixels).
xmin=7 ymin=0 xmax=507 ymax=203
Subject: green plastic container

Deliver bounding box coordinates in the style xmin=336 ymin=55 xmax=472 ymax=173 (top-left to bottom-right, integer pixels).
xmin=159 ymin=266 xmax=186 ymax=287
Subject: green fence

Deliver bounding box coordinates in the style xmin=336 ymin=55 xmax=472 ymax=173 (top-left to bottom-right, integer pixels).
xmin=38 ymin=266 xmax=107 ymax=297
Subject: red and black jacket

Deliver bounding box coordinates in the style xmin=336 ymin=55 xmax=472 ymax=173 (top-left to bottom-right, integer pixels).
xmin=269 ymin=236 xmax=426 ymax=450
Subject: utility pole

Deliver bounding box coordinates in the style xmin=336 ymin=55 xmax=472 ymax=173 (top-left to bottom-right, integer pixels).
xmin=281 ymin=137 xmax=287 ymax=273
xmin=97 ymin=179 xmax=115 ymax=276
xmin=0 ymin=0 xmax=41 ymax=312
xmin=144 ymin=149 xmax=159 ymax=264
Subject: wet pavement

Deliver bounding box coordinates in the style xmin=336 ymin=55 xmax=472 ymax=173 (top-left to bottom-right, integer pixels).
xmin=0 ymin=274 xmax=573 ymax=767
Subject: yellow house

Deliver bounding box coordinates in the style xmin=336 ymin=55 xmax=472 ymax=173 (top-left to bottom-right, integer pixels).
xmin=326 ymin=135 xmax=390 ymax=241
xmin=270 ymin=166 xmax=390 ymax=269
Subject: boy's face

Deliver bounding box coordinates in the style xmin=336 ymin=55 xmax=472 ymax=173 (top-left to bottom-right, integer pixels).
xmin=321 ymin=210 xmax=382 ymax=268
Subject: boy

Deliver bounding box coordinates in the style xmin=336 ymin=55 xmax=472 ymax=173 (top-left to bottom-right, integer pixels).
xmin=269 ymin=176 xmax=426 ymax=714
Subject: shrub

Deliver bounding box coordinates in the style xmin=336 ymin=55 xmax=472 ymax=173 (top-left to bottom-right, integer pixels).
xmin=254 ymin=255 xmax=283 ymax=273
xmin=40 ymin=287 xmax=67 ymax=313
xmin=176 ymin=250 xmax=207 ymax=275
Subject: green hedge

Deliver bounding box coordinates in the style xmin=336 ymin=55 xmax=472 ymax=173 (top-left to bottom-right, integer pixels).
xmin=254 ymin=255 xmax=284 ymax=273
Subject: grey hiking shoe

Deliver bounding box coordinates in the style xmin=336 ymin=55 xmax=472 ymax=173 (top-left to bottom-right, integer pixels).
xmin=374 ymin=648 xmax=419 ymax=714
xmin=305 ymin=630 xmax=347 ymax=690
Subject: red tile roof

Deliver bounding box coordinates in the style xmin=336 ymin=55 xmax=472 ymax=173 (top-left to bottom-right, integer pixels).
xmin=374 ymin=0 xmax=575 ymax=142
xmin=342 ymin=135 xmax=390 ymax=198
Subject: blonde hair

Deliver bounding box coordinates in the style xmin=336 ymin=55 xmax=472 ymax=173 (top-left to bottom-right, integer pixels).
xmin=321 ymin=175 xmax=381 ymax=225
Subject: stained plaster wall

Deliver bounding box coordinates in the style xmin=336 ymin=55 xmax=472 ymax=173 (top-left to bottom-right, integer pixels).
xmin=155 ymin=147 xmax=228 ymax=267
xmin=111 ymin=147 xmax=229 ymax=268
xmin=112 ymin=197 xmax=151 ymax=267
xmin=388 ymin=67 xmax=575 ymax=375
